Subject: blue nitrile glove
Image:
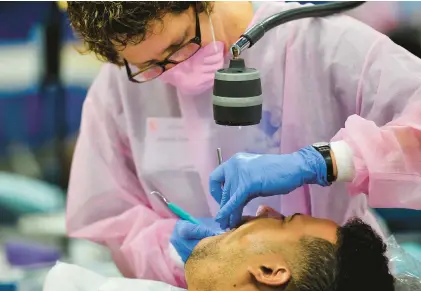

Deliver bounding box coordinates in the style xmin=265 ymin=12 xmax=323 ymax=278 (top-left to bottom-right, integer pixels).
xmin=209 ymin=146 xmax=330 ymax=229
xmin=170 ymin=218 xmax=224 ymax=263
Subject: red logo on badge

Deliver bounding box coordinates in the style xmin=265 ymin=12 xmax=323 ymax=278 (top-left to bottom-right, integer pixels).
xmin=149 ymin=119 xmax=157 ymax=132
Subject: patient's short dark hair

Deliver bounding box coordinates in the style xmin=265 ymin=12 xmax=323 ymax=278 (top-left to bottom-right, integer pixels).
xmin=296 ymin=218 xmax=395 ymax=291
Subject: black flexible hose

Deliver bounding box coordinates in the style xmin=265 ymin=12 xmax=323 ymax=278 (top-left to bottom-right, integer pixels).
xmin=244 ymin=1 xmax=365 ymax=48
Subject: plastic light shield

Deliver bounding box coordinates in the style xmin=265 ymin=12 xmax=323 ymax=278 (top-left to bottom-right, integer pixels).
xmin=387 ymin=236 xmax=421 ymax=290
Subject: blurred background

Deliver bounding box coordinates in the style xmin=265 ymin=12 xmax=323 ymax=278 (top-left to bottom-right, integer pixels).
xmin=0 ymin=1 xmax=421 ymax=290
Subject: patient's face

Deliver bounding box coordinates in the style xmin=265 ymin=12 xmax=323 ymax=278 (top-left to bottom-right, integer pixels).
xmin=198 ymin=207 xmax=338 ymax=250
xmin=185 ymin=206 xmax=339 ymax=291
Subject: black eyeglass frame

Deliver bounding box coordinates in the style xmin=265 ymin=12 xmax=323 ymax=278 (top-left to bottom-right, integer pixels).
xmin=124 ymin=5 xmax=202 ymax=83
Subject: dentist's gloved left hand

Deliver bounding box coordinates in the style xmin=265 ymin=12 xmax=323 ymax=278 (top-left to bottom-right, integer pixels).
xmin=170 ymin=218 xmax=224 ymax=263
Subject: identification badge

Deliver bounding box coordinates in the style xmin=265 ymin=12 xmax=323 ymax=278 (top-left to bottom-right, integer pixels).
xmin=142 ymin=117 xmax=195 ymax=172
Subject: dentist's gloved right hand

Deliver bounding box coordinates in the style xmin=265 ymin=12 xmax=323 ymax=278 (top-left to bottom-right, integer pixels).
xmin=209 ymin=146 xmax=330 ymax=229
xmin=170 ymin=218 xmax=223 ymax=263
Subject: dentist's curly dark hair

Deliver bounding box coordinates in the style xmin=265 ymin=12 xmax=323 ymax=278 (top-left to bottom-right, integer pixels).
xmin=67 ymin=1 xmax=211 ymax=65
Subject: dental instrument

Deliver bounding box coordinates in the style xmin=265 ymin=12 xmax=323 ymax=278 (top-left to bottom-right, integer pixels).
xmin=151 ymin=191 xmax=201 ymax=225
xmin=217 ymin=148 xmax=223 ymax=165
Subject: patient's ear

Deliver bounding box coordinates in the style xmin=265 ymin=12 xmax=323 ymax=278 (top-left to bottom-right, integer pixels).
xmin=248 ymin=263 xmax=291 ymax=287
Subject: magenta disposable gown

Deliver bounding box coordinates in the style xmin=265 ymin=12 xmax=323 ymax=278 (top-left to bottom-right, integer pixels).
xmin=67 ymin=2 xmax=421 ymax=288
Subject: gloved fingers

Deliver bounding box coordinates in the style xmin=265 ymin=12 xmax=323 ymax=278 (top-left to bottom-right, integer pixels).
xmin=209 ymin=165 xmax=226 ymax=203
xmin=209 ymin=181 xmax=223 ymax=205
xmin=229 ymin=207 xmax=244 ymax=229
xmin=220 ymin=186 xmax=230 ymax=208
xmin=227 ymin=196 xmax=255 ymax=228
xmin=217 ymin=186 xmax=231 ymax=230
xmin=178 ymin=220 xmax=222 ymax=240
xmin=217 ymin=177 xmax=240 ymax=229
xmin=215 ymin=186 xmax=247 ymax=223
xmin=220 ymin=171 xmax=237 ymax=209
xmin=227 ymin=179 xmax=247 ymax=228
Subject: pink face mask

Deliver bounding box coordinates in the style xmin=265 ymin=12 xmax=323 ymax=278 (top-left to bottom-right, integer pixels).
xmin=160 ymin=18 xmax=226 ymax=96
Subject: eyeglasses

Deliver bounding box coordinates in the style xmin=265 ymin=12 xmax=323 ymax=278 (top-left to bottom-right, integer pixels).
xmin=124 ymin=6 xmax=202 ymax=83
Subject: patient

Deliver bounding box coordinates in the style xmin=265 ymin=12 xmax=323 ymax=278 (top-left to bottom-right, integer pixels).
xmin=185 ymin=206 xmax=395 ymax=291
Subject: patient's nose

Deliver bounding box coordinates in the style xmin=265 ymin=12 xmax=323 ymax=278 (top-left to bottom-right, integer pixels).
xmin=256 ymin=205 xmax=284 ymax=219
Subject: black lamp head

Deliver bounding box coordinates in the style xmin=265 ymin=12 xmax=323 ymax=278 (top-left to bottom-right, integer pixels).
xmin=212 ymin=58 xmax=262 ymax=126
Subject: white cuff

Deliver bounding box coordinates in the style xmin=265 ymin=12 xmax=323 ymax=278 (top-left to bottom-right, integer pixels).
xmin=330 ymin=140 xmax=355 ymax=182
xmin=168 ymin=243 xmax=184 ymax=269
